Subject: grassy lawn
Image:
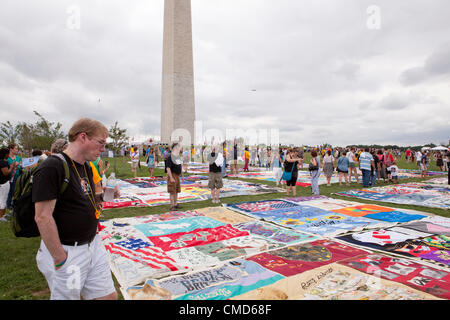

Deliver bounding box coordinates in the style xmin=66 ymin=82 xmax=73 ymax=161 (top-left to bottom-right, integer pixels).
xmin=0 ymin=155 xmax=447 ymax=300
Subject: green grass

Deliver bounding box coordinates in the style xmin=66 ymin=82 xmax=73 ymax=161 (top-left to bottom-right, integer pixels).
xmin=0 ymin=155 xmax=447 ymax=300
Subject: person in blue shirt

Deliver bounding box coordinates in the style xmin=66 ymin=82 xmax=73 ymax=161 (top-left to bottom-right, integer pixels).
xmin=145 ymin=147 xmax=156 ymax=177
xmin=359 ymin=147 xmax=374 ymax=188
xmin=337 ymin=151 xmax=350 ymax=186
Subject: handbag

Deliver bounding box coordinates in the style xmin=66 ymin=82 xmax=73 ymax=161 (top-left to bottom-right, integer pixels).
xmin=282 ymin=163 xmax=295 ymax=181
xmin=309 ymin=158 xmax=319 ymax=171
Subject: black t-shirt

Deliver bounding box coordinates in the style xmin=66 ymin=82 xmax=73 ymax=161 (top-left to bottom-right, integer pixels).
xmin=284 ymin=160 xmax=299 ymax=174
xmin=166 ymin=153 xmax=182 ymax=175
xmin=233 ymin=145 xmax=238 ymax=160
xmin=0 ymin=160 xmax=10 ymax=184
xmin=32 ymin=153 xmax=97 ymax=243
xmin=372 ymin=154 xmax=379 ymax=173
xmin=208 ymin=153 xmax=222 ymax=173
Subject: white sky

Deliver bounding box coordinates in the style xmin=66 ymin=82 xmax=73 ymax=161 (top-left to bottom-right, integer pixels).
xmin=1 ymin=0 xmax=449 ymax=146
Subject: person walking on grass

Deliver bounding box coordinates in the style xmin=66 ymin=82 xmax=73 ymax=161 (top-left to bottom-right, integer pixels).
xmin=359 ymin=147 xmax=374 ymax=188
xmin=436 ymin=152 xmax=444 ymax=172
xmin=145 ymin=147 xmax=156 ymax=177
xmin=33 ymin=117 xmax=118 ymax=300
xmin=272 ymin=149 xmax=283 ymax=187
xmin=337 ymin=151 xmax=350 ymax=186
xmin=207 ymin=146 xmax=223 ymax=204
xmin=165 ymin=143 xmax=184 ymax=211
xmin=0 ymin=148 xmax=17 ymax=222
xmin=243 ymin=146 xmax=250 ymax=172
xmin=284 ymin=148 xmax=302 ymax=197
xmin=370 ymin=149 xmax=379 ymax=187
xmin=309 ymin=150 xmax=321 ymax=195
xmin=130 ymin=145 xmax=139 ymax=178
xmin=420 ymin=151 xmax=428 ymax=178
xmin=6 ymin=143 xmax=22 ymax=209
xmin=322 ymin=149 xmax=335 ymax=186
xmin=347 ymin=147 xmax=359 ymax=184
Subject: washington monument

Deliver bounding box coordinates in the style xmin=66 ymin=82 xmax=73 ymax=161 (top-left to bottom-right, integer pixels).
xmin=160 ymin=0 xmax=196 ymax=145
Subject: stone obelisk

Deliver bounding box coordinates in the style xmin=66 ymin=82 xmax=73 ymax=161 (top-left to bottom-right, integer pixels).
xmin=161 ymin=0 xmax=195 ymax=145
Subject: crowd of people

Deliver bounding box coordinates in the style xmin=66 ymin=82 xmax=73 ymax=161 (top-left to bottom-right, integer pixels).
xmin=1 ymin=125 xmax=449 ymax=301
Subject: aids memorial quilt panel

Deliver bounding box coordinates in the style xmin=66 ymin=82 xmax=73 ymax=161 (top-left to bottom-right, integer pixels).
xmin=124 ymin=259 xmax=285 ymax=300
xmin=246 ymin=239 xmax=369 ymax=277
xmin=338 ymin=254 xmax=450 ymax=299
xmin=337 ymin=227 xmax=450 ymax=269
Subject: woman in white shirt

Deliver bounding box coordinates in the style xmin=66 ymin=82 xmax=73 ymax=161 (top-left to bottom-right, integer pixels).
xmin=322 ymin=150 xmax=335 ymax=186
xmin=347 ymin=147 xmax=359 ymax=184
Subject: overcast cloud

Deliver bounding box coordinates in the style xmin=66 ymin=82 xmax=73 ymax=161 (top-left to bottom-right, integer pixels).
xmin=0 ymin=0 xmax=449 ymax=146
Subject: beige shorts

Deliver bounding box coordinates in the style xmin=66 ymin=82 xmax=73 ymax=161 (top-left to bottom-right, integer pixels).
xmin=208 ymin=172 xmax=223 ymax=189
xmin=131 ymin=161 xmax=139 ymax=169
xmin=167 ymin=174 xmax=181 ymax=194
xmin=36 ymin=235 xmax=115 ymax=300
xmin=231 ymin=160 xmax=238 ymax=166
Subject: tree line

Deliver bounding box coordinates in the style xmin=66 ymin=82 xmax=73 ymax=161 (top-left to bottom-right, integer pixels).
xmin=0 ymin=112 xmax=129 ymax=158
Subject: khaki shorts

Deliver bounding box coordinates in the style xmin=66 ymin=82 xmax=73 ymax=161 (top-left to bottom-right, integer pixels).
xmin=131 ymin=161 xmax=139 ymax=169
xmin=36 ymin=235 xmax=115 ymax=300
xmin=167 ymin=174 xmax=181 ymax=194
xmin=231 ymin=160 xmax=238 ymax=166
xmin=208 ymin=172 xmax=223 ymax=189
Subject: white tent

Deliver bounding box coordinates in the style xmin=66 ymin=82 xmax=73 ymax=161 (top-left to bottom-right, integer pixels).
xmin=431 ymin=146 xmax=449 ymax=151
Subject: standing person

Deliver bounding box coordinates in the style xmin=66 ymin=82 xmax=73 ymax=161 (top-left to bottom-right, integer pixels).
xmin=145 ymin=147 xmax=156 ymax=177
xmin=309 ymin=150 xmax=321 ymax=195
xmin=347 ymin=147 xmax=359 ymax=184
xmin=165 ymin=143 xmax=184 ymax=211
xmin=181 ymin=147 xmax=190 ymax=174
xmin=322 ymin=150 xmax=335 ymax=186
xmin=436 ymin=152 xmax=444 ymax=172
xmin=257 ymin=147 xmax=261 ymax=167
xmin=376 ymin=150 xmax=387 ymax=183
xmin=384 ymin=149 xmax=395 ymax=182
xmin=6 ymin=143 xmax=22 ymax=210
xmin=388 ymin=161 xmax=399 ymax=183
xmin=272 ymin=150 xmax=283 ymax=186
xmin=447 ymin=152 xmax=450 ymax=184
xmin=33 ymin=118 xmax=117 ymax=300
xmin=243 ymin=147 xmax=250 ymax=172
xmin=207 ymin=146 xmax=223 ymax=204
xmin=250 ymin=147 xmax=256 ymax=167
xmin=0 ymin=148 xmax=16 ymax=222
xmin=416 ymin=150 xmax=423 ymax=170
xmin=405 ymin=148 xmax=411 ymax=163
xmin=370 ymin=150 xmax=379 ymax=187
xmin=231 ymin=140 xmax=239 ymax=174
xmin=51 ymin=139 xmax=69 ymax=154
xmin=131 ymin=146 xmax=139 ymax=178
xmin=284 ymin=149 xmax=301 ymax=197
xmin=420 ymin=151 xmax=428 ymax=178
xmin=337 ymin=151 xmax=350 ymax=186
xmin=266 ymin=148 xmax=272 ymax=171
xmin=221 ymin=141 xmax=227 ymax=178
xmin=359 ymin=147 xmax=374 ymax=188
xmin=298 ymin=147 xmax=305 ymax=169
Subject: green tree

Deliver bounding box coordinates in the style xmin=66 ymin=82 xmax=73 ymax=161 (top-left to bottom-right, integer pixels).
xmin=108 ymin=121 xmax=129 ymax=172
xmin=0 ymin=121 xmax=21 ymax=147
xmin=17 ymin=111 xmax=66 ymax=152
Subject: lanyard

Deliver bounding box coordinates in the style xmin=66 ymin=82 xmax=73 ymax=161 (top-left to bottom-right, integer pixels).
xmin=67 ymin=154 xmax=101 ymax=219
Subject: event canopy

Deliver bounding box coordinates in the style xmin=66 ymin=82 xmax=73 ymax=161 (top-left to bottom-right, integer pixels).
xmin=431 ymin=146 xmax=449 ymax=151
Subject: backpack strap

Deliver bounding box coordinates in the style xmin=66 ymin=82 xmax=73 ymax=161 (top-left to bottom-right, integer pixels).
xmin=49 ymin=153 xmax=70 ymax=194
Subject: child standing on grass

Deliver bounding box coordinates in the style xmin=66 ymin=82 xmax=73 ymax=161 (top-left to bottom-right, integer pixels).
xmin=388 ymin=161 xmax=399 ymax=183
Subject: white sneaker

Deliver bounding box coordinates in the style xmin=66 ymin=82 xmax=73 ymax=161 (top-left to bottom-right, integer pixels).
xmin=0 ymin=216 xmax=7 ymax=222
